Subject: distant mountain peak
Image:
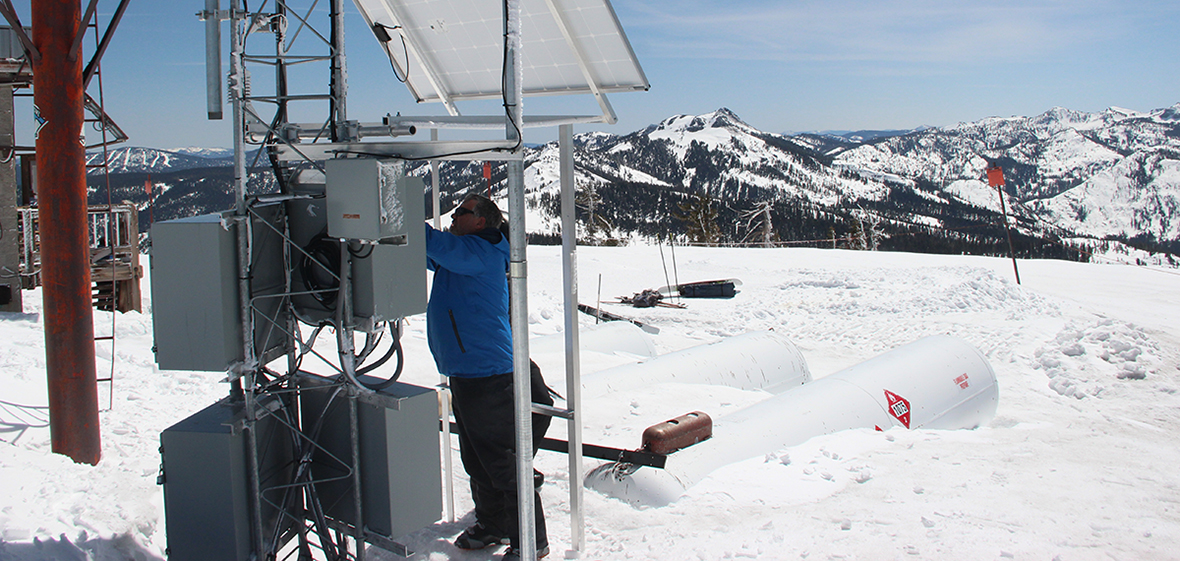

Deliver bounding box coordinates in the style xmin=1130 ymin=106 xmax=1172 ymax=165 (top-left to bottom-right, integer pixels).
xmin=165 ymin=147 xmax=235 ymax=160
xmin=653 ymin=108 xmax=750 ymax=134
xmin=1155 ymin=103 xmax=1180 ymax=122
xmin=705 ymin=107 xmax=742 ymax=124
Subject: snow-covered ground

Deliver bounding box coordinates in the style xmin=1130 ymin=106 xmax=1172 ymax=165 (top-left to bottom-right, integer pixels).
xmin=2 ymin=245 xmax=1179 ymax=560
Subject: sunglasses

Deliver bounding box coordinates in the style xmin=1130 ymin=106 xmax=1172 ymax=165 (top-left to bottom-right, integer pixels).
xmin=454 ymin=207 xmax=475 ymax=217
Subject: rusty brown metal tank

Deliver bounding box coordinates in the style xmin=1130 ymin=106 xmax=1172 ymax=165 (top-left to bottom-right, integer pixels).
xmin=641 ymin=411 xmax=712 ymax=455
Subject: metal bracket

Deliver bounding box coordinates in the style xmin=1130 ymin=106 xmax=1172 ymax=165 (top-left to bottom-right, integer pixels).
xmin=532 ymin=402 xmax=573 ymax=420
xmin=509 ymin=260 xmax=527 ymax=279
xmin=197 ymin=8 xmax=233 ymax=21
xmin=325 ymin=518 xmax=413 ymax=558
xmin=362 ymin=528 xmax=413 ymax=558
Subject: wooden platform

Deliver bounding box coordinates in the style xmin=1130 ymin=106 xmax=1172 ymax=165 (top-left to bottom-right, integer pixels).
xmin=17 ymin=204 xmax=142 ymax=313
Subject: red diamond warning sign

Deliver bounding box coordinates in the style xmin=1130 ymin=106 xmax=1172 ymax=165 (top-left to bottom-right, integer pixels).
xmin=884 ymin=390 xmax=911 ymax=428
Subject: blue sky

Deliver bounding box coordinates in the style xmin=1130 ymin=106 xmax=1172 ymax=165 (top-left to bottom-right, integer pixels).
xmin=9 ymin=0 xmax=1180 ymax=148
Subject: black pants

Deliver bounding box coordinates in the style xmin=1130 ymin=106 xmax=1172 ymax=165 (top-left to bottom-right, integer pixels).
xmin=450 ymin=362 xmax=553 ymax=550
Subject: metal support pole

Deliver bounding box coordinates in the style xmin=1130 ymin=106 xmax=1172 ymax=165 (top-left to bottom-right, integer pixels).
xmin=226 ymin=3 xmax=268 ymax=557
xmin=349 ymin=390 xmax=366 ymax=561
xmin=329 ymin=0 xmax=348 ymax=140
xmin=336 ymin=240 xmax=367 ymax=559
xmin=430 ymin=128 xmax=456 ymax=522
xmin=34 ymin=0 xmax=101 ymax=466
xmin=431 ymin=129 xmax=441 ymax=229
xmin=504 ymin=1 xmax=537 ymax=559
xmin=558 ymin=124 xmax=585 ymax=553
xmin=274 ymin=0 xmax=288 ymax=128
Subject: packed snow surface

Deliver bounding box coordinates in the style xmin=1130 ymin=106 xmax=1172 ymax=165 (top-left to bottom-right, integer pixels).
xmin=2 ymin=246 xmax=1179 ymax=560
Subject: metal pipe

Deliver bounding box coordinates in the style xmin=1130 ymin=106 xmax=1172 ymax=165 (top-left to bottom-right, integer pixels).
xmin=226 ymin=3 xmax=266 ymax=557
xmin=348 ymin=390 xmax=366 ymax=561
xmin=558 ymin=123 xmax=585 ymax=552
xmin=430 ymin=128 xmax=455 ymax=522
xmin=431 ymin=129 xmax=441 ymax=229
xmin=274 ymin=0 xmax=288 ymax=131
xmin=504 ymin=0 xmax=536 ymax=558
xmin=34 ymin=0 xmax=101 ymax=466
xmin=204 ymin=0 xmax=223 ymax=120
xmin=248 ymin=122 xmax=416 ymax=141
xmin=329 ymin=0 xmax=347 ymax=140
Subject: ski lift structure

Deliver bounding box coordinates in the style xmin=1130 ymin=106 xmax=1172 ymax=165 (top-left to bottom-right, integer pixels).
xmin=154 ymin=0 xmax=647 ymax=559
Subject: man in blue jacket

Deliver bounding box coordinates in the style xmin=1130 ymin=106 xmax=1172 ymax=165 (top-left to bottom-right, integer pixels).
xmin=425 ymin=193 xmax=548 ymax=560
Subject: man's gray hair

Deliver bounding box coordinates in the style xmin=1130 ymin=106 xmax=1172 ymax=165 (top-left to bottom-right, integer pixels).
xmin=463 ymin=193 xmax=504 ymax=229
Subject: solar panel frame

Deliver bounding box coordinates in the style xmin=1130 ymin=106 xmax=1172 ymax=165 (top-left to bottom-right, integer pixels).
xmin=353 ymin=0 xmax=648 ymax=106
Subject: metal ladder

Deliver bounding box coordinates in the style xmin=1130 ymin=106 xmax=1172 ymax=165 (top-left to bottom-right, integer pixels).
xmin=81 ymin=5 xmax=131 ymax=411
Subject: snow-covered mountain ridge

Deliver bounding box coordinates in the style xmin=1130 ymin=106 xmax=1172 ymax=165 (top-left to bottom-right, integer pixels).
xmin=84 ymin=146 xmax=251 ymax=174
xmin=87 ymin=103 xmax=1180 ymax=258
xmin=832 ymin=103 xmax=1180 ymax=247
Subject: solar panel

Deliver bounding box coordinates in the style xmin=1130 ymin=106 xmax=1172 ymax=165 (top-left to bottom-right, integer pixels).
xmin=353 ymin=0 xmax=648 ymax=106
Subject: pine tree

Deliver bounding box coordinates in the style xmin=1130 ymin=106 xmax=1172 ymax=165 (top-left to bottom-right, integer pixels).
xmin=848 ymin=220 xmax=866 ymax=250
xmin=674 ymin=192 xmax=722 ymax=246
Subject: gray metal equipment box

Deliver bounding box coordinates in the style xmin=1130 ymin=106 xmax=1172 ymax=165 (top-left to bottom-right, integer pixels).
xmin=351 ymin=192 xmax=427 ymax=324
xmin=151 ymin=207 xmax=290 ymax=371
xmin=150 ymin=213 xmax=240 ymax=371
xmin=160 ymin=397 xmax=293 ymax=561
xmin=300 ymin=376 xmax=442 ymax=540
xmin=287 ymin=162 xmax=427 ymax=328
xmin=326 ymin=158 xmax=420 ymax=242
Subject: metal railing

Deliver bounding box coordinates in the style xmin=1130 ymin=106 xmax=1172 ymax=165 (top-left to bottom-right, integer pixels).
xmin=17 ymin=204 xmax=142 ymax=297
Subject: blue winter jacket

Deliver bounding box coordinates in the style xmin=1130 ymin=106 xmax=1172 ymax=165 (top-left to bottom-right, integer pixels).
xmin=424 ymin=223 xmax=513 ymax=377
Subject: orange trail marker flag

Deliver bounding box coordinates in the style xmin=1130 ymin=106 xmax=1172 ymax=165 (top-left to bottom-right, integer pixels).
xmin=987 ymin=165 xmax=1005 ymax=187
xmin=987 ymin=163 xmax=1021 ymax=285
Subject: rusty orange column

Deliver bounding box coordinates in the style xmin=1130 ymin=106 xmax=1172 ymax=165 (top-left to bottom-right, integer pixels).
xmin=34 ymin=0 xmax=101 ymax=465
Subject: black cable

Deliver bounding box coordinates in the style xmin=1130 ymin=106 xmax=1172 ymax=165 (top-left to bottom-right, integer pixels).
xmin=346 ymin=242 xmax=373 ymax=259
xmin=501 ymin=0 xmax=523 ymax=153
xmin=336 ymin=2 xmax=530 ymax=163
xmin=298 ymin=232 xmax=341 ymax=308
xmin=291 ymin=323 xmax=324 ymax=373
xmin=355 ymin=321 xmax=404 ymax=389
xmin=373 ymin=23 xmax=409 ymax=84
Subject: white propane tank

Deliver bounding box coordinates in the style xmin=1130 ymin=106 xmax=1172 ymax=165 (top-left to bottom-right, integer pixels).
xmin=581 ymin=330 xmax=812 ymax=400
xmin=587 ymin=335 xmax=999 ymax=507
xmin=529 ymin=321 xmax=658 ymax=359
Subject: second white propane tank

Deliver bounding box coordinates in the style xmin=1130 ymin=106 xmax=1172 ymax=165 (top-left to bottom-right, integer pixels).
xmin=529 ymin=321 xmax=658 ymax=359
xmin=580 ymin=330 xmax=812 ymax=400
xmin=587 ymin=335 xmax=999 ymax=507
